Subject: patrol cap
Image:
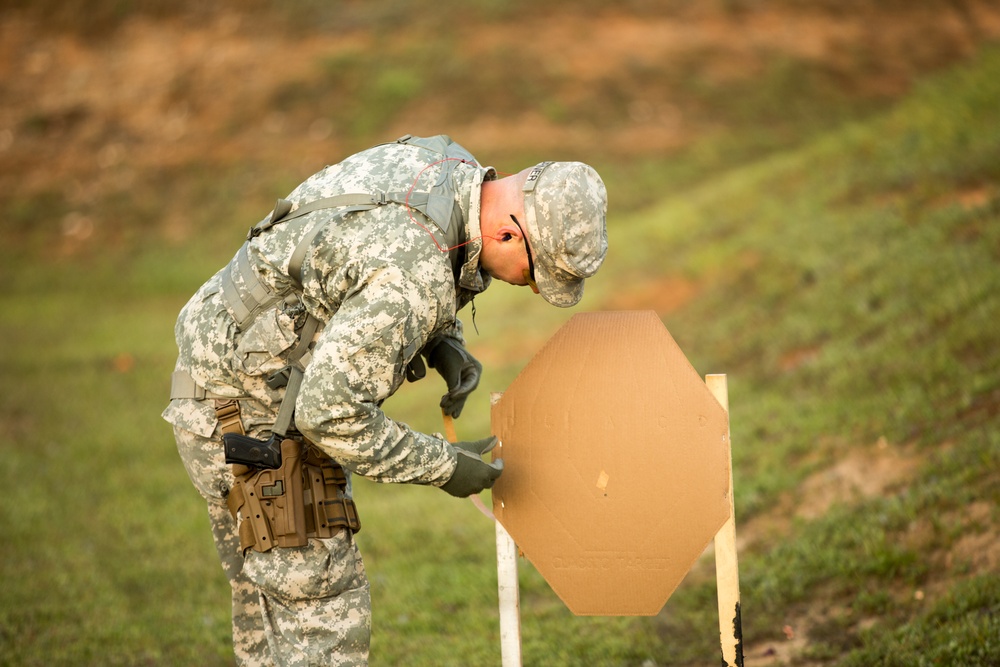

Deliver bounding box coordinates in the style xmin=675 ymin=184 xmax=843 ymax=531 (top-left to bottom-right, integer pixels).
xmin=522 ymin=161 xmax=609 ymax=307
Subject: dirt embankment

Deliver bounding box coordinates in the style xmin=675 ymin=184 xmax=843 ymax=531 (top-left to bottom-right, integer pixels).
xmin=3 ymin=3 xmax=1000 ymax=219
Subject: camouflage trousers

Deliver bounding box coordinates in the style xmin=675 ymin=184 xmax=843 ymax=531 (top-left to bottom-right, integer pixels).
xmin=173 ymin=423 xmax=371 ymax=666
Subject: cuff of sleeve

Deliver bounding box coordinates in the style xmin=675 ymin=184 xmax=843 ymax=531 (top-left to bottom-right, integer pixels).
xmin=430 ymin=440 xmax=460 ymax=488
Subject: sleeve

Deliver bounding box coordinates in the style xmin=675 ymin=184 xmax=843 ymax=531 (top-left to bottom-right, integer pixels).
xmin=421 ymin=317 xmax=466 ymax=359
xmin=294 ymin=261 xmax=459 ymax=486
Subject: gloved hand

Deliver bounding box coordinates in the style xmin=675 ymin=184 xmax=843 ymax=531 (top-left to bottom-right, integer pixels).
xmin=441 ymin=436 xmax=504 ymax=498
xmin=426 ymin=338 xmax=482 ymax=418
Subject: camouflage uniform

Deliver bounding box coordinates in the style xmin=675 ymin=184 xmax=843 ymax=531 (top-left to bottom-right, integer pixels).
xmin=163 ymin=135 xmax=608 ymax=666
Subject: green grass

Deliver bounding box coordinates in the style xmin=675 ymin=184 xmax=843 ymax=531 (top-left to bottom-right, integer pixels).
xmin=2 ymin=22 xmax=1000 ymax=667
xmin=843 ymin=573 xmax=1000 ymax=667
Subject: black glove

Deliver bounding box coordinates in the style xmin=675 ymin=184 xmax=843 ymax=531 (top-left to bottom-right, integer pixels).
xmin=426 ymin=338 xmax=482 ymax=418
xmin=441 ymin=436 xmax=504 ymax=498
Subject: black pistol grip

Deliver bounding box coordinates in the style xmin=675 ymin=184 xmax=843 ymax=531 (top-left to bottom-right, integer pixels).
xmin=223 ymin=433 xmax=283 ymax=469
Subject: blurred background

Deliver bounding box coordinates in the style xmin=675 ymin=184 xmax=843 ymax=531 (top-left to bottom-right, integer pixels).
xmin=1 ymin=1 xmax=999 ymax=665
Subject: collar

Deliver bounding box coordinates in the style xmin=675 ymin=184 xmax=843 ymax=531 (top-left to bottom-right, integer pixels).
xmin=457 ymin=166 xmax=495 ymax=295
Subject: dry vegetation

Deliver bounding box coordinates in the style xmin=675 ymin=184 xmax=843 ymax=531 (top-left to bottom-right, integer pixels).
xmin=3 ymin=1 xmax=1000 ymax=246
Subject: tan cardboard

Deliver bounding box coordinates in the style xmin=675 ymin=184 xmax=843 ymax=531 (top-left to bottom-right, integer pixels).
xmin=490 ymin=310 xmax=731 ymax=616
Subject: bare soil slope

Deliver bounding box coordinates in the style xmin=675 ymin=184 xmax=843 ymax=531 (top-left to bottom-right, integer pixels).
xmin=3 ymin=2 xmax=1000 ymax=223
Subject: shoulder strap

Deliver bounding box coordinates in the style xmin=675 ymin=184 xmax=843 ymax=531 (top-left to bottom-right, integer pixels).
xmin=271 ymin=305 xmax=322 ymax=437
xmin=222 ymin=244 xmax=277 ymax=329
xmin=215 ymin=193 xmax=392 ymax=436
xmin=222 ymin=193 xmax=390 ymax=329
xmin=251 ymin=193 xmax=388 ymax=238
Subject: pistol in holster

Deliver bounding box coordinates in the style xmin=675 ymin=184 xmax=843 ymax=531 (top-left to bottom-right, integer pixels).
xmin=223 ymin=433 xmax=361 ymax=555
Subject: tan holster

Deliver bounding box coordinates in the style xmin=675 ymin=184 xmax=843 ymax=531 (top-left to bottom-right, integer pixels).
xmin=225 ymin=439 xmax=361 ymax=554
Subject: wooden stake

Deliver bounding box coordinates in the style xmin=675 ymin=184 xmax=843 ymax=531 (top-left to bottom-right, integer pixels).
xmin=706 ymin=374 xmax=743 ymax=667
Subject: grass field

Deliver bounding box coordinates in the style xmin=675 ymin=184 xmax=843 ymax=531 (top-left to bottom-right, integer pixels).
xmin=2 ymin=4 xmax=999 ymax=666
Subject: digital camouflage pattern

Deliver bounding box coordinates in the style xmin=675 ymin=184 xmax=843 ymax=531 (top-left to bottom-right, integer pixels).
xmin=174 ymin=420 xmax=369 ymax=666
xmin=521 ymin=161 xmax=609 ymax=308
xmin=164 ymin=136 xmax=496 ymax=665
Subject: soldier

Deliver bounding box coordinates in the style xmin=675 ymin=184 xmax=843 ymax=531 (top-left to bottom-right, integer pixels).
xmin=163 ymin=134 xmax=608 ymax=666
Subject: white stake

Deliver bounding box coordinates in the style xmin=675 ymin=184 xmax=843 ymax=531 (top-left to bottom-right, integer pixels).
xmin=706 ymin=374 xmax=743 ymax=666
xmin=495 ymin=520 xmax=523 ymax=667
xmin=489 ymin=392 xmax=523 ymax=666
